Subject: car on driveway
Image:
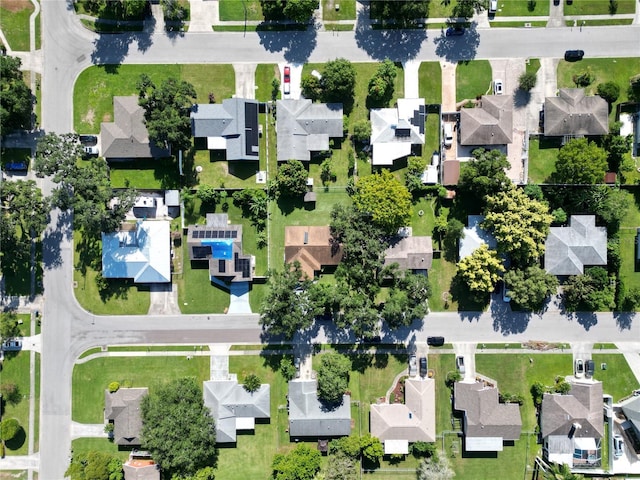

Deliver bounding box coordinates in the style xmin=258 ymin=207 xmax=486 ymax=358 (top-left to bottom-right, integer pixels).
xmin=564 ymin=49 xmax=585 ymax=61
xmin=409 ymin=355 xmax=417 ymax=377
xmin=443 ymin=123 xmax=453 ymax=147
xmin=79 ymin=134 xmax=98 ymax=146
xmin=419 ymin=357 xmax=427 ymax=377
xmin=586 ymin=359 xmax=595 ymax=378
xmin=575 ymin=359 xmax=584 ymax=378
xmin=2 ymin=339 xmax=22 ymax=351
xmin=493 ymin=79 xmax=504 ymax=95
xmin=613 ymin=434 xmax=624 ymax=458
xmin=4 ymin=162 xmax=28 ymax=171
xmin=83 ymin=146 xmax=99 ymax=156
xmin=456 ymin=356 xmax=465 ymax=374
xmin=446 ymin=26 xmax=465 ymax=36
xmin=283 ymin=66 xmax=291 ymax=95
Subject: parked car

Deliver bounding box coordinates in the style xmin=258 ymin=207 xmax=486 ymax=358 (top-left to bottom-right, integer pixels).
xmin=613 ymin=434 xmax=624 ymax=458
xmin=456 ymin=356 xmax=465 ymax=374
xmin=409 ymin=355 xmax=417 ymax=377
xmin=427 ymin=336 xmax=445 ymax=346
xmin=585 ymin=359 xmax=595 ymax=378
xmin=283 ymin=66 xmax=291 ymax=95
xmin=446 ymin=26 xmax=465 ymax=36
xmin=2 ymin=339 xmax=22 ymax=351
xmin=79 ymin=134 xmax=98 ymax=146
xmin=575 ymin=359 xmax=584 ymax=378
xmin=564 ymin=49 xmax=585 ymax=61
xmin=489 ymin=0 xmax=498 ymax=13
xmin=83 ymin=146 xmax=99 ymax=156
xmin=443 ymin=123 xmax=453 ymax=147
xmin=493 ymin=79 xmax=504 ymax=95
xmin=502 ymin=282 xmax=511 ymax=303
xmin=4 ymin=162 xmax=28 ymax=171
xmin=419 ymin=357 xmax=427 ymax=377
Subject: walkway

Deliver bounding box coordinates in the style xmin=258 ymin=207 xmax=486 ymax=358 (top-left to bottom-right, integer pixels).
xmin=71 ymin=422 xmax=107 ymax=439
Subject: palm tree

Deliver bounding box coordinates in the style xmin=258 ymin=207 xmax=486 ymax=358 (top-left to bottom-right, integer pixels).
xmin=543 ymin=462 xmax=584 ymax=480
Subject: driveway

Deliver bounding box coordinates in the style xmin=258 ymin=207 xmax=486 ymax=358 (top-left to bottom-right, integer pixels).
xmin=228 ymin=282 xmax=251 ymax=314
xmin=234 ymin=63 xmax=257 ymax=99
xmin=148 ymin=284 xmax=181 ymax=315
xmin=453 ymin=343 xmax=477 ymax=383
xmin=281 ymin=63 xmax=303 ymax=99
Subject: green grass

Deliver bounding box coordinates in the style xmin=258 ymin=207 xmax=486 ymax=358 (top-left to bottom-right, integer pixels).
xmin=79 ymin=18 xmax=144 ymax=33
xmin=490 ymin=20 xmax=546 ymax=27
xmin=0 ymin=351 xmax=32 ymax=455
xmin=325 ymin=23 xmax=355 ymax=30
xmin=71 ymin=438 xmax=130 ymax=461
xmin=557 ymin=57 xmax=640 ymax=122
xmin=106 ymin=345 xmax=210 ymax=352
xmin=255 ymin=64 xmax=280 ymax=102
xmin=429 ymin=353 xmax=456 ymax=434
xmin=456 ymin=60 xmax=492 ymax=102
xmin=2 ymin=240 xmax=43 ymax=297
xmin=0 ymin=2 xmax=33 ymax=51
xmin=219 ymin=0 xmax=264 ymax=21
xmin=73 ymin=230 xmax=150 ymax=315
xmin=526 ymin=58 xmax=541 ymax=77
xmin=418 ymin=62 xmax=442 ymax=105
xmin=72 ymin=356 xmax=210 ymax=423
xmin=492 ymin=0 xmax=549 ymax=16
xmin=74 ymin=65 xmax=235 ymax=134
xmin=423 ymin=0 xmax=455 ymax=19
xmin=108 ymin=157 xmax=181 ymax=189
xmin=591 ymin=354 xmax=640 ymax=401
xmin=619 ymin=189 xmax=640 ymax=292
xmin=322 ymin=0 xmax=356 ymax=20
xmin=527 ymin=136 xmax=561 ymax=184
xmin=16 ymin=313 xmax=31 ymax=337
xmin=566 ymin=18 xmax=633 ymax=26
xmin=564 ymin=0 xmax=635 ymax=15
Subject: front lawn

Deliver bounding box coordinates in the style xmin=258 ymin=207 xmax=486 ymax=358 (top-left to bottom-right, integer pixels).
xmin=591 ymin=354 xmax=640 ymax=401
xmin=0 ymin=0 xmax=33 ymax=51
xmin=527 ymin=136 xmax=561 ymax=184
xmin=218 ymin=0 xmax=264 ymax=21
xmin=491 ymin=0 xmax=549 ymax=16
xmin=418 ymin=61 xmax=443 ymax=105
xmin=255 ymin=64 xmax=280 ymax=102
xmin=456 ymin=60 xmax=492 ymax=102
xmin=2 ymin=240 xmax=42 ymax=297
xmin=0 ymin=351 xmax=34 ymax=455
xmin=74 ymin=64 xmax=235 ymax=134
xmin=564 ymin=0 xmax=635 ymax=15
xmin=71 ymin=437 xmax=129 ymax=461
xmin=322 ymin=0 xmax=356 ymax=21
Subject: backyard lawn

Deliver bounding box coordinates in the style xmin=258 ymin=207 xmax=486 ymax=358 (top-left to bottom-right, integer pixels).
xmin=108 ymin=157 xmax=181 ymax=190
xmin=456 ymin=60 xmax=492 ymax=102
xmin=418 ymin=61 xmax=443 ymax=105
xmin=74 ymin=64 xmax=235 ymax=133
xmin=0 ymin=0 xmax=33 ymax=51
xmin=527 ymin=136 xmax=561 ymax=184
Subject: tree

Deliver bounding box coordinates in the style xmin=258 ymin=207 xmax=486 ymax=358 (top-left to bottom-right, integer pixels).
xmin=531 ymin=381 xmax=546 ymax=406
xmin=283 ymin=0 xmax=319 ymax=22
xmin=360 ymin=434 xmax=383 ymax=464
xmin=417 ymin=456 xmax=455 ymax=480
xmin=405 ymin=156 xmax=428 ymax=195
xmin=141 ymin=378 xmax=217 ymax=477
xmin=243 ymin=373 xmax=262 ymax=393
xmin=543 ymin=462 xmax=583 ymax=480
xmin=374 ymin=0 xmax=429 ymax=24
xmin=336 ymin=291 xmax=381 ymax=339
xmin=279 ymin=358 xmax=297 ymax=381
xmin=0 ymin=418 xmax=20 ymax=442
xmin=329 ymin=435 xmax=362 ymax=459
xmin=271 ymin=443 xmax=321 ymax=480
xmin=563 ymin=267 xmax=615 ymax=312
xmin=411 ymin=441 xmax=437 ymax=458
xmin=321 ymin=158 xmax=336 ymax=186
xmin=172 ymin=467 xmax=217 ymax=480
xmin=0 ymin=55 xmax=32 ymax=131
xmin=317 ymin=353 xmax=350 ymax=404
xmin=518 ymin=71 xmax=537 ymax=92
xmin=367 ymin=59 xmax=397 ymax=107
xmin=325 ymin=451 xmax=357 ymax=480
xmin=352 ymin=119 xmax=372 ymax=143
xmin=274 ymin=160 xmax=308 ymax=198
xmin=554 ymin=138 xmax=607 ymax=185
xmin=0 ymin=383 xmax=21 ymax=405
xmin=482 ymin=186 xmax=553 ymax=266
xmin=552 ymin=208 xmax=567 ymax=224
xmin=603 ymin=134 xmax=632 ymax=172
xmin=353 ymin=170 xmax=412 ymax=234
xmin=260 ymin=263 xmax=315 ymax=339
xmin=0 ymin=180 xmax=49 ymax=242
xmin=383 ymin=272 xmax=431 ymax=328
xmin=65 ymin=451 xmax=123 ymax=480
xmin=161 ymin=0 xmax=188 ymax=22
xmin=0 ymin=311 xmax=21 ymax=340
xmin=456 ymin=244 xmax=505 ymax=297
xmin=596 ymin=81 xmax=620 ymax=104
xmin=260 ymin=0 xmax=285 ymax=19
xmin=196 ymin=185 xmax=219 ymax=206
xmin=321 ymin=59 xmax=357 ymax=105
xmin=458 ymin=148 xmax=510 ymax=207
xmin=504 ymin=266 xmax=558 ymax=311
xmin=301 ymin=74 xmax=322 ymax=101
xmin=137 ymin=74 xmax=197 ymax=152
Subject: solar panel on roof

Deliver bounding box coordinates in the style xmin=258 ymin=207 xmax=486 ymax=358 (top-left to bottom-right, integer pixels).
xmin=211 ymin=230 xmax=218 ymax=238
xmin=219 ymin=259 xmax=226 ymax=273
xmin=205 ymin=230 xmax=212 ymax=238
xmin=225 ymin=231 xmax=231 ymax=238
xmin=232 ymin=231 xmax=237 ymax=239
xmin=245 ymin=102 xmax=259 ymax=157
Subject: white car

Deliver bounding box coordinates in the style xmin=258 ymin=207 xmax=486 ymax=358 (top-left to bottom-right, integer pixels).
xmin=84 ymin=146 xmax=99 ymax=156
xmin=456 ymin=356 xmax=465 ymax=374
xmin=489 ymin=0 xmax=498 ymax=13
xmin=443 ymin=123 xmax=453 ymax=147
xmin=493 ymin=79 xmax=504 ymax=95
xmin=613 ymin=434 xmax=624 ymax=458
xmin=575 ymin=359 xmax=584 ymax=378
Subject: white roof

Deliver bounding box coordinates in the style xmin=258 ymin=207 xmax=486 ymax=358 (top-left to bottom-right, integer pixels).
xmin=574 ymin=437 xmax=597 ymax=450
xmin=465 ymin=437 xmax=504 ymax=452
xmin=372 ymin=143 xmax=412 ymax=165
xmin=236 ymin=417 xmax=255 ymax=430
xmin=384 ymin=439 xmax=409 ymax=455
xmin=207 ymin=137 xmax=227 ymax=150
xmin=421 ymin=165 xmax=438 ymax=184
xmin=459 ymin=215 xmax=497 ymax=260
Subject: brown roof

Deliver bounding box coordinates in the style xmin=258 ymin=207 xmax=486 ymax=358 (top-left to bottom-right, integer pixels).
xmin=284 ymin=226 xmax=342 ymax=278
xmin=104 ymin=388 xmax=148 ymax=446
xmin=383 ymin=236 xmax=433 ymax=270
xmin=454 ymin=382 xmax=522 ymax=442
xmin=541 ymin=381 xmax=604 ymax=440
xmin=459 ymin=96 xmax=513 ymax=146
xmin=123 ymin=460 xmax=160 ymax=480
xmin=544 ymin=89 xmax=608 ymax=137
xmin=442 ymin=160 xmax=460 ymax=186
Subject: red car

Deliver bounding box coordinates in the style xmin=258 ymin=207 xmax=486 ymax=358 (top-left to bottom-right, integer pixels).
xmin=283 ymin=66 xmax=291 ymax=95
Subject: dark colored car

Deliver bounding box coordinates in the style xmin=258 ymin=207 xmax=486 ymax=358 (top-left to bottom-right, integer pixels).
xmin=419 ymin=357 xmax=427 ymax=377
xmin=4 ymin=162 xmax=28 ymax=171
xmin=446 ymin=26 xmax=465 ymax=36
xmin=586 ymin=359 xmax=595 ymax=378
xmin=564 ymin=50 xmax=584 ymax=61
xmin=427 ymin=336 xmax=445 ymax=346
xmin=79 ymin=135 xmax=98 ymax=145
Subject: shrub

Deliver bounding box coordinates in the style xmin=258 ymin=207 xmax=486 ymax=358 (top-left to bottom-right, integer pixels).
xmin=352 ymin=120 xmax=371 ymax=143
xmin=0 ymin=418 xmax=20 ymax=441
xmin=279 ymin=358 xmax=297 ymax=381
xmin=411 ymin=441 xmax=437 ymax=458
xmin=445 ymin=371 xmax=461 ymax=389
xmin=243 ymin=373 xmax=262 ymax=393
xmin=518 ymin=71 xmax=537 ymax=91
xmin=108 ymin=381 xmax=120 ymax=393
xmin=573 ymin=68 xmax=594 ymax=87
xmin=330 ymin=435 xmax=362 ymax=459
xmin=596 ymin=81 xmax=620 ymax=104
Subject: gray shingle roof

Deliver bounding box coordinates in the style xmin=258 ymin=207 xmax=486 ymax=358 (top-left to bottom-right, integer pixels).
xmin=276 ymin=99 xmax=343 ymax=161
xmin=104 ymin=388 xmax=148 ymax=446
xmin=190 ymin=98 xmax=260 ymax=161
xmin=383 ymin=235 xmax=433 ymax=270
xmin=203 ymin=379 xmax=271 ymax=444
xmin=459 ymin=96 xmax=513 ymax=146
xmin=454 ymin=382 xmax=522 ymax=444
xmin=370 ymin=98 xmax=426 ymax=165
xmin=541 ymin=381 xmax=604 ymax=440
xmin=288 ymin=380 xmax=351 ymax=438
xmin=100 ymin=96 xmax=170 ymax=160
xmin=544 ymin=215 xmax=607 ymax=275
xmin=620 ymin=395 xmax=640 ymax=436
xmin=544 ymin=88 xmax=608 ymax=137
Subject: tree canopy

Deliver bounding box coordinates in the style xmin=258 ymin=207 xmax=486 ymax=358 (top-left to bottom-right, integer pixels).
xmin=0 ymin=55 xmax=32 ymax=132
xmin=352 ymin=169 xmax=412 ymax=234
xmin=367 ymin=59 xmax=398 ymax=107
xmin=274 ymin=160 xmax=308 ymax=198
xmin=137 ymin=74 xmax=197 ymax=152
xmin=482 ymin=186 xmax=553 ymax=266
xmin=0 ymin=418 xmax=20 ymax=441
xmin=0 ymin=311 xmax=21 ymax=341
xmin=324 ymin=451 xmax=358 ymax=480
xmin=272 ymin=444 xmax=322 ymax=480
xmin=317 ymin=353 xmax=351 ymax=404
xmin=553 ymin=138 xmax=607 ymax=185
xmin=141 ymin=378 xmax=217 ymax=477
xmin=0 ymin=180 xmax=49 ymax=243
xmin=65 ymin=451 xmax=123 ymax=480
xmin=321 ymin=59 xmax=357 ymax=105
xmin=457 ymin=148 xmax=510 ymax=208
xmin=504 ymin=266 xmax=558 ymax=311
xmin=373 ymin=0 xmax=429 ymax=24
xmin=417 ymin=455 xmax=455 ymax=480
xmin=456 ymin=244 xmax=505 ymax=297
xmin=563 ymin=267 xmax=615 ymax=312
xmin=383 ymin=272 xmax=431 ymax=328
xmin=283 ymin=0 xmax=319 ymax=22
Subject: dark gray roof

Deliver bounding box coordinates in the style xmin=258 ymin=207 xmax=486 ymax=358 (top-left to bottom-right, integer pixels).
xmin=541 ymin=381 xmax=604 ymax=440
xmin=621 ymin=395 xmax=640 ymax=435
xmin=276 ymin=99 xmax=343 ymax=161
xmin=544 ymin=215 xmax=607 ymax=275
xmin=383 ymin=235 xmax=433 ymax=270
xmin=459 ymin=96 xmax=513 ymax=146
xmin=544 ymin=88 xmax=608 ymax=136
xmin=454 ymin=382 xmax=522 ymax=442
xmin=100 ymin=96 xmax=170 ymax=160
xmin=288 ymin=380 xmax=351 ymax=438
xmin=190 ymin=98 xmax=260 ymax=161
xmin=203 ymin=379 xmax=270 ymax=444
xmin=104 ymin=388 xmax=148 ymax=446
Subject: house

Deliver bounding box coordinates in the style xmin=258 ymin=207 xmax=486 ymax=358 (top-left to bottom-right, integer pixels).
xmin=123 ymin=452 xmax=160 ymax=480
xmin=544 ymin=215 xmax=607 ymax=276
xmin=203 ymin=378 xmax=270 ymax=444
xmin=459 ymin=96 xmax=513 ymax=146
xmin=101 ymin=220 xmax=171 ymax=284
xmin=541 ymin=381 xmax=604 ymax=469
xmin=100 ymin=96 xmax=170 ymax=160
xmin=104 ymin=388 xmax=148 ymax=447
xmin=370 ymin=98 xmax=426 ymax=166
xmin=454 ymin=381 xmax=522 ymax=452
xmin=370 ymin=378 xmax=436 ymax=455
xmin=288 ymin=379 xmax=351 ymax=439
xmin=383 ymin=231 xmax=433 ymax=273
xmin=276 ymin=99 xmax=343 ymax=162
xmin=459 ymin=215 xmax=497 ymax=260
xmin=619 ymin=394 xmax=640 ymax=454
xmin=544 ymin=89 xmax=608 ymax=137
xmin=187 ymin=213 xmax=253 ymax=283
xmin=190 ymin=98 xmax=260 ymax=161
xmin=284 ymin=226 xmax=343 ymax=278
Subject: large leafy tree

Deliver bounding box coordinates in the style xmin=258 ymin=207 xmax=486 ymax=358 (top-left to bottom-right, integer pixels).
xmin=374 ymin=0 xmax=429 ymax=24
xmin=137 ymin=74 xmax=197 ymax=152
xmin=360 ymin=434 xmax=383 ymax=464
xmin=417 ymin=456 xmax=455 ymax=480
xmin=482 ymin=186 xmax=553 ymax=266
xmin=141 ymin=378 xmax=217 ymax=477
xmin=367 ymin=59 xmax=398 ymax=107
xmin=504 ymin=266 xmax=558 ymax=311
xmin=317 ymin=353 xmax=351 ymax=404
xmin=274 ymin=160 xmax=308 ymax=198
xmin=456 ymin=244 xmax=505 ymax=297
xmin=383 ymin=272 xmax=430 ymax=328
xmin=352 ymin=169 xmax=412 ymax=234
xmin=321 ymin=58 xmax=357 ymax=105
xmin=65 ymin=451 xmax=123 ymax=480
xmin=0 ymin=180 xmax=49 ymax=242
xmin=553 ymin=138 xmax=607 ymax=185
xmin=0 ymin=311 xmax=21 ymax=340
xmin=325 ymin=451 xmax=357 ymax=480
xmin=452 ymin=0 xmax=486 ymax=20
xmin=458 ymin=148 xmax=510 ymax=209
xmin=283 ymin=0 xmax=319 ymax=22
xmin=272 ymin=444 xmax=321 ymax=480
xmin=563 ymin=267 xmax=615 ymax=312
xmin=0 ymin=55 xmax=32 ymax=132
xmin=336 ymin=291 xmax=380 ymax=339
